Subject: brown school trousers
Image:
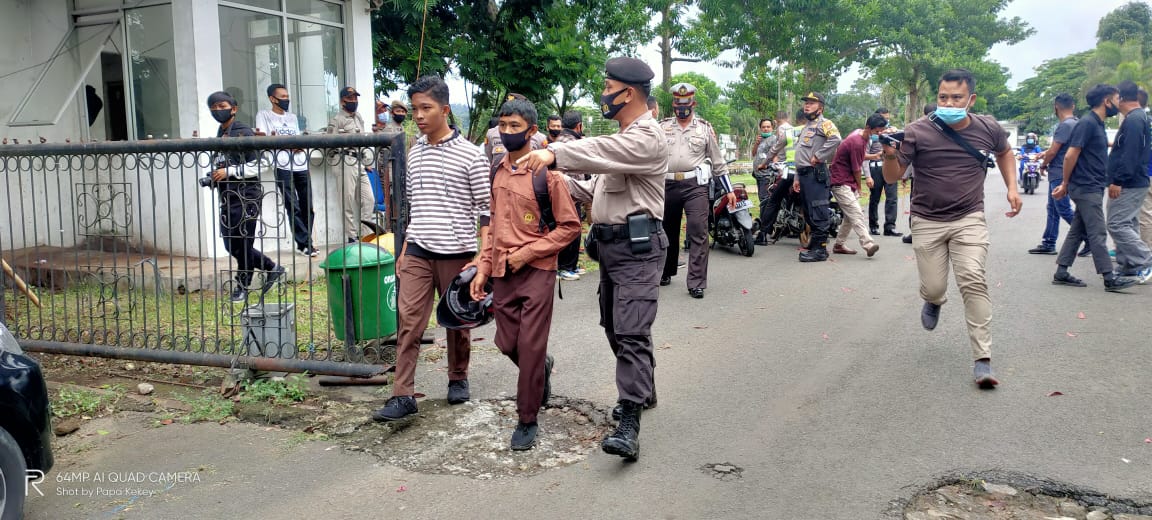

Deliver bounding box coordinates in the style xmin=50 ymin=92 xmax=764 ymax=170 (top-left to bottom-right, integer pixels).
xmin=391 ymin=254 xmax=472 ymax=397
xmin=492 ymin=266 xmax=556 ymax=424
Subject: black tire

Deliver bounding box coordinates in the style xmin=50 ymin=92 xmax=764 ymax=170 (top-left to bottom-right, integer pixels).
xmin=0 ymin=427 xmax=27 ymax=520
xmin=740 ymin=228 xmax=755 ymax=257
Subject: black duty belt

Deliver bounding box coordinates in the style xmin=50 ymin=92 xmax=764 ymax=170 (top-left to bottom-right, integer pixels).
xmin=797 ymin=165 xmax=819 ymax=174
xmin=590 ymin=219 xmax=662 ymax=241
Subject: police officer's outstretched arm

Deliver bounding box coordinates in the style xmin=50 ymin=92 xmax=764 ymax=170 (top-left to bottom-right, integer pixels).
xmin=533 ymin=121 xmax=669 ymax=176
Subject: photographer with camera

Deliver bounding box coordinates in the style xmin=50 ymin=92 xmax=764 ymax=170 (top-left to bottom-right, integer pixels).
xmin=206 ymin=91 xmax=285 ymax=303
xmin=881 ymin=69 xmax=1021 ymax=389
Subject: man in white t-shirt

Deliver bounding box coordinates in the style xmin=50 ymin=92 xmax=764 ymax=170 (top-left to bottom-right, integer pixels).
xmin=255 ymin=83 xmax=317 ymax=257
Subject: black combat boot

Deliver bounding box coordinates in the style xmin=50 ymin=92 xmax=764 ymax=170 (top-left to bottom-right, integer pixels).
xmin=602 ymin=400 xmax=642 ymax=461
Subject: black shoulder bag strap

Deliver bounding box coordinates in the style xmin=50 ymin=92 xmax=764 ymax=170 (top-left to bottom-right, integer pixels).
xmin=928 ymin=114 xmax=997 ymax=169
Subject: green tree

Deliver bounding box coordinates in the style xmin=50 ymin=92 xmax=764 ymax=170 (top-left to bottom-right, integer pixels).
xmin=994 ymin=51 xmax=1094 ymax=135
xmin=652 ymin=0 xmax=721 ymax=90
xmin=1097 ymin=1 xmax=1152 ymax=57
xmin=859 ymin=0 xmax=1031 ymax=125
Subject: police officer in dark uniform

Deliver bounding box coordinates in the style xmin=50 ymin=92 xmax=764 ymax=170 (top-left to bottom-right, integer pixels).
xmin=659 ymin=83 xmax=734 ymax=298
xmin=772 ymin=92 xmax=842 ymax=262
xmin=517 ymin=57 xmax=667 ymax=462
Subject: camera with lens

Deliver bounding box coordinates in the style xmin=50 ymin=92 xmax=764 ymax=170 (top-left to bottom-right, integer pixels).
xmin=198 ymin=155 xmax=229 ymax=188
xmin=878 ymin=132 xmax=904 ymax=149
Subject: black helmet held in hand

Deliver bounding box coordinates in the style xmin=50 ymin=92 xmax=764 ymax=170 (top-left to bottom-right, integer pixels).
xmin=436 ymin=266 xmax=494 ymax=330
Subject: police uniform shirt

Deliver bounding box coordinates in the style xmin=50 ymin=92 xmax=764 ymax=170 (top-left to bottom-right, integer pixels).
xmin=326 ymin=111 xmax=365 ymax=134
xmin=661 ymin=117 xmax=729 ymax=178
xmin=793 ymin=116 xmax=842 ymax=168
xmin=554 ymin=112 xmax=669 ymax=224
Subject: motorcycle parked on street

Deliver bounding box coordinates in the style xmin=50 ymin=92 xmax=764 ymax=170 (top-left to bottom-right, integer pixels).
xmin=762 ymin=162 xmax=843 ymax=246
xmin=710 ymin=180 xmax=756 ymax=257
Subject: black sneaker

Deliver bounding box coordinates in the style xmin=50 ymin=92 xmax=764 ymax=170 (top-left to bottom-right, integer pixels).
xmin=298 ymin=245 xmax=320 ymax=258
xmin=1028 ymin=245 xmax=1057 ymax=255
xmin=510 ymin=421 xmax=538 ymax=451
xmin=261 ymin=265 xmax=286 ymax=294
xmin=902 ymin=234 xmax=912 ymax=244
xmin=921 ymin=301 xmax=941 ymax=330
xmin=371 ymin=395 xmax=418 ymax=421
xmin=229 ymin=285 xmax=248 ymax=304
xmin=883 ymin=229 xmax=901 ymax=237
xmin=541 ymin=354 xmax=554 ymax=408
xmin=869 ymin=227 xmax=880 ymax=235
xmin=1051 ymin=272 xmax=1087 ymax=287
xmin=659 ymin=276 xmax=672 ymax=286
xmin=1077 ymin=244 xmax=1091 ymax=257
xmin=447 ymin=379 xmax=470 ymax=404
xmin=1104 ymin=275 xmax=1136 ymax=293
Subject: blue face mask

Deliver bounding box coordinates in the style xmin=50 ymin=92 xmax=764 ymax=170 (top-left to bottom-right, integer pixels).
xmin=1026 ymin=139 xmax=1035 ymax=145
xmin=869 ymin=134 xmax=880 ymax=143
xmin=934 ymin=106 xmax=968 ymax=125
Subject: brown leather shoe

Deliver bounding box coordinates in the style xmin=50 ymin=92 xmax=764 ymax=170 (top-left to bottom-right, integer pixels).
xmin=864 ymin=243 xmax=879 ymax=257
xmin=832 ymin=244 xmax=857 ymax=255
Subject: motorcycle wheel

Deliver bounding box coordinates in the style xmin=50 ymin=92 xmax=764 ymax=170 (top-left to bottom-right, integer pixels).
xmin=739 ymin=228 xmax=755 ymax=257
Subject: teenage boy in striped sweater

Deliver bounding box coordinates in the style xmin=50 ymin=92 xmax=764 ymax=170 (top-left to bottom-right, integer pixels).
xmin=372 ymin=76 xmax=491 ymax=421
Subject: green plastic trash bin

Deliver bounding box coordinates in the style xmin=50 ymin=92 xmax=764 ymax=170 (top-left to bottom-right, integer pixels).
xmin=319 ymin=243 xmax=397 ymax=341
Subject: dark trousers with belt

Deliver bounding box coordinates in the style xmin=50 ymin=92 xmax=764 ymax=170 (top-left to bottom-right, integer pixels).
xmin=595 ymin=223 xmax=667 ymax=405
xmin=1056 ymin=186 xmax=1113 ymax=274
xmin=492 ymin=266 xmax=555 ymax=424
xmin=274 ymin=168 xmax=315 ymax=250
xmin=219 ymin=182 xmax=277 ymax=287
xmin=662 ymin=179 xmax=709 ymax=289
xmin=797 ymin=165 xmax=832 ymax=249
xmin=868 ymin=162 xmax=897 ymax=232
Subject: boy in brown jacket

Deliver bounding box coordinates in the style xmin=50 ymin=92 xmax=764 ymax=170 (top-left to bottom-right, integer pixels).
xmin=470 ymin=98 xmax=581 ymax=450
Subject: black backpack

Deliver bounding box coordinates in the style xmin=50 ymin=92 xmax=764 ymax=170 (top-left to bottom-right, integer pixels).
xmin=489 ymin=155 xmax=557 ymax=233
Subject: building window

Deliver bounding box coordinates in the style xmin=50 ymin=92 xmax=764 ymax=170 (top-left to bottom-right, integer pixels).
xmin=219 ymin=0 xmax=345 ymax=133
xmin=125 ymin=4 xmax=178 ymax=139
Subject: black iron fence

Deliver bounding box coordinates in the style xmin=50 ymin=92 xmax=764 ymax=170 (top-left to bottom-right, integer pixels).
xmin=0 ymin=133 xmax=407 ymax=377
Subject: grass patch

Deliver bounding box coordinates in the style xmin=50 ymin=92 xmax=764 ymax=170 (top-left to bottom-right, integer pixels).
xmin=174 ymin=390 xmax=235 ymax=423
xmin=52 ymin=386 xmax=120 ymax=419
xmin=238 ymin=376 xmax=309 ymax=405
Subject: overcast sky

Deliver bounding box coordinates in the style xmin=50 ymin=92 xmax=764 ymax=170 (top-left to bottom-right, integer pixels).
xmin=413 ymin=0 xmax=1141 ymax=107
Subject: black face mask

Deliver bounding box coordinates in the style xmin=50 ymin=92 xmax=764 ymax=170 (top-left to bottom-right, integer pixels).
xmin=600 ymin=88 xmax=629 ymax=120
xmin=674 ymin=106 xmax=692 ymax=119
xmin=548 ymin=129 xmax=561 ymax=138
xmin=1105 ymin=102 xmax=1120 ymax=117
xmin=805 ymin=110 xmax=821 ymax=121
xmin=273 ymin=98 xmax=290 ymax=111
xmin=211 ymin=109 xmax=233 ymax=124
xmin=343 ymin=101 xmax=358 ymax=113
xmin=393 ymin=114 xmax=406 ymax=124
xmin=500 ymin=129 xmax=532 ymax=152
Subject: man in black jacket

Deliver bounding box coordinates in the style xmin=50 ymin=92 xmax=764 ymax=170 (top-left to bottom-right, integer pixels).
xmin=206 ymin=91 xmax=284 ymax=303
xmin=1105 ymin=81 xmax=1152 ymax=282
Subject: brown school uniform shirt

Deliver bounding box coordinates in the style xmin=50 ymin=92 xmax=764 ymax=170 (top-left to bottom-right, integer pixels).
xmin=478 ymin=155 xmax=582 ymax=278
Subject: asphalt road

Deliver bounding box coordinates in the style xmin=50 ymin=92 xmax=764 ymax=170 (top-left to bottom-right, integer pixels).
xmin=25 ymin=176 xmax=1152 ymax=519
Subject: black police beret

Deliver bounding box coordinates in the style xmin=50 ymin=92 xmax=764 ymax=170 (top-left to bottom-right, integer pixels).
xmin=605 ymin=57 xmax=655 ymax=87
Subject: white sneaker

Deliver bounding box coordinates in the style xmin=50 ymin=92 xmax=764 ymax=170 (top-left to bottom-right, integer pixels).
xmin=1138 ymin=266 xmax=1152 ymax=285
xmin=558 ymin=270 xmax=580 ymax=281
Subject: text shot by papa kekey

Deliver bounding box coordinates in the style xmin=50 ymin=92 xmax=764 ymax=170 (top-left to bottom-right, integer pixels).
xmin=27 ymin=470 xmax=204 ymax=499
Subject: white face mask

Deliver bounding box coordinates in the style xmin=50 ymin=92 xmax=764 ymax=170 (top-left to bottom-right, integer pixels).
xmin=377 ymin=113 xmax=388 ymax=123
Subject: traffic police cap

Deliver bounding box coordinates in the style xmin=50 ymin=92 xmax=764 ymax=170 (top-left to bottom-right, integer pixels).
xmin=605 ymin=57 xmax=654 ymax=88
xmin=671 ymin=83 xmax=696 ymax=105
xmin=800 ymin=92 xmax=826 ymax=104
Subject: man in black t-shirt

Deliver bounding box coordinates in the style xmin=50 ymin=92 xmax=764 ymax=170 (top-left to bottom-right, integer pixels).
xmin=1051 ymin=84 xmax=1138 ymax=292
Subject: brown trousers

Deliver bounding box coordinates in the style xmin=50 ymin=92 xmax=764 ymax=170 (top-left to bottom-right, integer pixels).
xmin=391 ymin=254 xmax=472 ymax=397
xmin=492 ymin=266 xmax=556 ymax=423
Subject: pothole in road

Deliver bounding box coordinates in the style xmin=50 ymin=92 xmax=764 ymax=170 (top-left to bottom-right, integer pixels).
xmin=895 ymin=472 xmax=1152 ymax=520
xmin=328 ymin=396 xmax=613 ymax=479
xmin=700 ymin=462 xmax=744 ymax=481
